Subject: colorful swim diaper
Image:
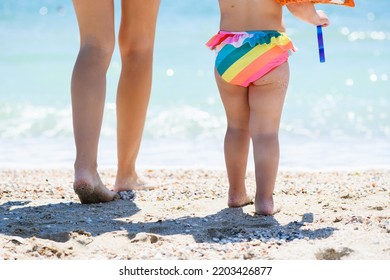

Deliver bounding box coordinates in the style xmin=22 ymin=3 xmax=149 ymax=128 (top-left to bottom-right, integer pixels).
xmin=206 ymin=30 xmax=296 ymax=87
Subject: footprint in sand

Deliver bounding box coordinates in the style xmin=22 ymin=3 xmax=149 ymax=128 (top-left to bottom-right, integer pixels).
xmin=130 ymin=233 xmax=160 ymax=244
xmin=315 ymin=247 xmax=354 ymax=260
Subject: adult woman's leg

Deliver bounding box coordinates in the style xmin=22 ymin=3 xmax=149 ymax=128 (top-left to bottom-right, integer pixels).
xmin=248 ymin=62 xmax=290 ymax=215
xmin=114 ymin=0 xmax=161 ymax=191
xmin=71 ymin=0 xmax=118 ymax=203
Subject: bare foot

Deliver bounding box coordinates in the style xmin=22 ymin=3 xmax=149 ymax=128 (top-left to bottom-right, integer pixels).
xmin=114 ymin=174 xmax=161 ymax=192
xmin=228 ymin=191 xmax=254 ymax=208
xmin=73 ymin=173 xmax=119 ymax=204
xmin=254 ymin=197 xmax=280 ymax=216
xmin=254 ymin=207 xmax=281 ymax=216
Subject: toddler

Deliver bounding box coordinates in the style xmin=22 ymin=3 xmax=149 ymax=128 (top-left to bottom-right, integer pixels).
xmin=207 ymin=0 xmax=329 ymax=215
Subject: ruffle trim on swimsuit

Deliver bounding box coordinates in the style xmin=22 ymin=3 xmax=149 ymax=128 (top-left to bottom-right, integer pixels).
xmin=206 ymin=31 xmax=290 ymax=51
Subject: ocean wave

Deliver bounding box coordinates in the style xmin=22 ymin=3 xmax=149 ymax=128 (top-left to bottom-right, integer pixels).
xmin=1 ymin=101 xmax=390 ymax=141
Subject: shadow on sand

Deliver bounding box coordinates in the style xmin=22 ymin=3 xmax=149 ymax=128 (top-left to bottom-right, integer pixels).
xmin=0 ymin=199 xmax=336 ymax=244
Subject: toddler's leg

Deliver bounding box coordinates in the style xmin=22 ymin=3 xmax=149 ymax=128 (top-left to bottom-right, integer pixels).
xmin=248 ymin=62 xmax=290 ymax=215
xmin=114 ymin=0 xmax=160 ymax=191
xmin=215 ymin=71 xmax=253 ymax=207
xmin=71 ymin=0 xmax=118 ymax=203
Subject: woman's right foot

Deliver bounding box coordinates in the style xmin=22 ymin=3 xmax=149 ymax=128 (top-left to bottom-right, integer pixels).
xmin=254 ymin=197 xmax=280 ymax=216
xmin=114 ymin=173 xmax=161 ymax=192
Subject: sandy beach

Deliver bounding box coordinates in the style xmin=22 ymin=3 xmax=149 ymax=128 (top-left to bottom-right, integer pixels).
xmin=0 ymin=168 xmax=389 ymax=260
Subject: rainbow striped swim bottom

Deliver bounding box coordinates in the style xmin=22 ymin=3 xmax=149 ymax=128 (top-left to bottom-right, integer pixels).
xmin=206 ymin=30 xmax=296 ymax=87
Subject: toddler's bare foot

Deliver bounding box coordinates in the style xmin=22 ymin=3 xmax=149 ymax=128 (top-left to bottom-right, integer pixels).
xmin=254 ymin=197 xmax=280 ymax=216
xmin=73 ymin=173 xmax=119 ymax=204
xmin=114 ymin=174 xmax=161 ymax=192
xmin=228 ymin=191 xmax=254 ymax=208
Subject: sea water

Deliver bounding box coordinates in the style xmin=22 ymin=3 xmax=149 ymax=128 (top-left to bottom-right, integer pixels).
xmin=0 ymin=0 xmax=389 ymax=170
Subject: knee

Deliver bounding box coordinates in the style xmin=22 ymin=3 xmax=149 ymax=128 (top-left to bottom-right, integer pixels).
xmin=226 ymin=125 xmax=250 ymax=137
xmin=79 ymin=39 xmax=115 ymax=67
xmin=250 ymin=131 xmax=279 ymax=145
xmin=118 ymin=32 xmax=155 ymax=60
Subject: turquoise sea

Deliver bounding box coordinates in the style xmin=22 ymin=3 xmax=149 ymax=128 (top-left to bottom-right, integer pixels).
xmin=0 ymin=0 xmax=389 ymax=170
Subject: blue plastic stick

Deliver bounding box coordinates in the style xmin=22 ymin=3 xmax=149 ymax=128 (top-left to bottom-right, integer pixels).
xmin=317 ymin=25 xmax=325 ymax=63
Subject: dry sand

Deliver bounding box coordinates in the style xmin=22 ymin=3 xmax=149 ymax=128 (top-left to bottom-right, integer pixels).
xmin=0 ymin=169 xmax=389 ymax=260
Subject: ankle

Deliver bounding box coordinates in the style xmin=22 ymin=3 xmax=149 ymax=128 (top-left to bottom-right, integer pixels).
xmin=74 ymin=160 xmax=98 ymax=173
xmin=74 ymin=162 xmax=99 ymax=183
xmin=255 ymin=195 xmax=274 ymax=213
xmin=116 ymin=166 xmax=138 ymax=180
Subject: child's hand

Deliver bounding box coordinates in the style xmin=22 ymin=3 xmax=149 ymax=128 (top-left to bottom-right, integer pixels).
xmin=287 ymin=3 xmax=330 ymax=27
xmin=316 ymin=10 xmax=330 ymax=27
